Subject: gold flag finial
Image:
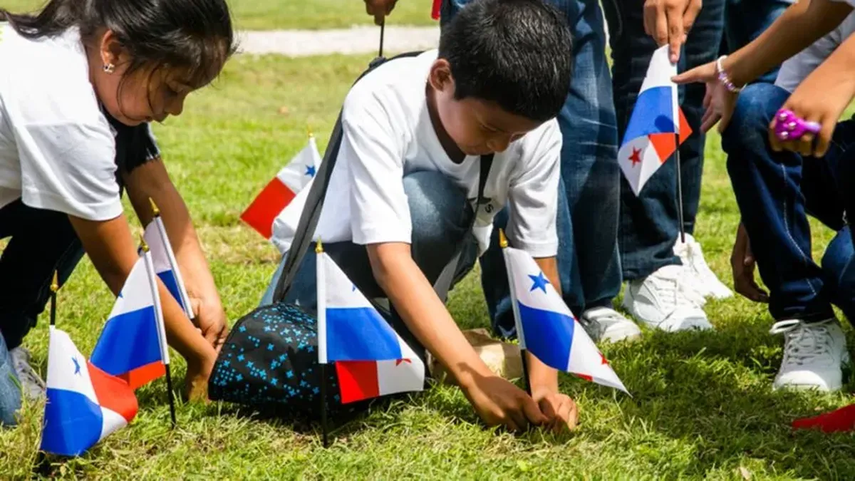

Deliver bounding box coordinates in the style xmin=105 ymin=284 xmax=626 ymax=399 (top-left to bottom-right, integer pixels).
xmin=149 ymin=197 xmax=160 ymax=216
xmin=307 ymin=124 xmax=314 ymax=138
xmin=499 ymin=229 xmax=508 ymax=249
xmin=140 ymin=234 xmax=150 ymax=253
xmin=315 ymin=237 xmax=324 ymax=254
xmin=50 ymin=271 xmax=59 ymax=293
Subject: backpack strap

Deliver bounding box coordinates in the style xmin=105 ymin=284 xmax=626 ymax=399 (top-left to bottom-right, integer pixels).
xmin=273 ymin=51 xmax=424 ymax=303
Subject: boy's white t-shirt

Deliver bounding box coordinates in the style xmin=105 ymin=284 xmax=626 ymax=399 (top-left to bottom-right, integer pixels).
xmin=310 ymin=50 xmax=562 ymax=258
xmin=0 ymin=24 xmax=122 ymax=221
xmin=775 ymin=1 xmax=855 ymax=92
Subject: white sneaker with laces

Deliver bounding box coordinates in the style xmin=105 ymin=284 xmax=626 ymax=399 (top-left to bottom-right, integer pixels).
xmin=580 ymin=307 xmax=642 ymax=343
xmin=10 ymin=346 xmax=46 ymax=400
xmin=770 ymin=318 xmax=849 ymax=392
xmin=674 ymin=233 xmax=734 ymax=300
xmin=622 ymin=264 xmax=713 ymax=332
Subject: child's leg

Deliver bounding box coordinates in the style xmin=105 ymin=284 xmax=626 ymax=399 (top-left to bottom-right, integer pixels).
xmin=0 ymin=331 xmax=22 ymax=426
xmin=0 ymin=201 xmax=84 ymax=349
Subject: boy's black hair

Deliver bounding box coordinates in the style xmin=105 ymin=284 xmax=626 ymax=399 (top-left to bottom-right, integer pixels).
xmin=2 ymin=0 xmax=236 ymax=117
xmin=439 ymin=0 xmax=573 ymax=122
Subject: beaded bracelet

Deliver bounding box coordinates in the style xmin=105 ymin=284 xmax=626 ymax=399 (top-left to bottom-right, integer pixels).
xmin=716 ymin=55 xmax=743 ymax=93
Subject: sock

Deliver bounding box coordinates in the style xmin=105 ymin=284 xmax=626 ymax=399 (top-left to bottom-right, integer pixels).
xmin=792 ymin=404 xmax=855 ymax=433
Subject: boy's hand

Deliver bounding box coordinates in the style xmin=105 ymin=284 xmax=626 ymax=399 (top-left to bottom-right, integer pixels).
xmin=731 ymin=223 xmax=768 ymax=303
xmin=644 ymin=0 xmax=702 ymax=63
xmin=673 ymin=60 xmax=739 ymax=133
xmin=461 ymin=374 xmax=548 ymax=433
xmin=364 ymin=0 xmax=397 ymax=25
xmin=533 ymin=388 xmax=578 ymax=433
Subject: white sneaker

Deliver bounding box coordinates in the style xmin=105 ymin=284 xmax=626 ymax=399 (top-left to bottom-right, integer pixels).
xmin=674 ymin=234 xmax=733 ymax=300
xmin=10 ymin=347 xmax=45 ymax=400
xmin=769 ymin=318 xmax=850 ymax=392
xmin=580 ymin=307 xmax=642 ymax=343
xmin=622 ymin=264 xmax=713 ymax=332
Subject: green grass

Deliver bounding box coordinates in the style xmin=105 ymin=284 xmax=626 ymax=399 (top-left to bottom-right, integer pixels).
xmin=0 ymin=0 xmax=436 ymax=30
xmin=2 ymin=53 xmax=855 ymax=479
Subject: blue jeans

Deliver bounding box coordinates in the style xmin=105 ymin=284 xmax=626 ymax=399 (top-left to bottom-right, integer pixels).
xmin=603 ymin=0 xmax=789 ymax=279
xmin=723 ymin=83 xmax=855 ymax=322
xmin=443 ymin=0 xmax=621 ymax=335
xmin=0 ymin=331 xmax=21 ymax=426
xmin=261 ymin=171 xmax=479 ymax=358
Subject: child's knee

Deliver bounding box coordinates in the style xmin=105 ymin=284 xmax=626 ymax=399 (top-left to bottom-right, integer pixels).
xmin=723 ymin=83 xmax=788 ymax=156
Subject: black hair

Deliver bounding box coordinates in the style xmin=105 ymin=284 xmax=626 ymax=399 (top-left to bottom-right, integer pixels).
xmin=439 ymin=0 xmax=573 ymax=122
xmin=1 ymin=0 xmax=236 ymax=111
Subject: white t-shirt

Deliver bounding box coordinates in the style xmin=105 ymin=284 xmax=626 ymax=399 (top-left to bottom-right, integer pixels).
xmin=310 ymin=50 xmax=562 ymax=258
xmin=775 ymin=1 xmax=855 ymax=92
xmin=0 ymin=24 xmax=122 ymax=221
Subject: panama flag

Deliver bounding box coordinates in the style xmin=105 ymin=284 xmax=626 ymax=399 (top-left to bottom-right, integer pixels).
xmin=618 ymin=45 xmax=692 ymax=196
xmin=316 ymin=249 xmax=425 ymax=404
xmin=503 ymin=246 xmax=628 ymax=393
xmin=90 ymin=255 xmax=166 ymax=390
xmin=143 ymin=214 xmax=193 ymax=320
xmin=41 ymin=327 xmax=138 ymax=456
xmin=241 ymin=136 xmax=321 ymax=239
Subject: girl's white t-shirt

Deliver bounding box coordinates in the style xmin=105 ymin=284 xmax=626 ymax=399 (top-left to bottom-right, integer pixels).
xmin=312 ymin=50 xmax=562 ymax=258
xmin=0 ymin=24 xmax=122 ymax=221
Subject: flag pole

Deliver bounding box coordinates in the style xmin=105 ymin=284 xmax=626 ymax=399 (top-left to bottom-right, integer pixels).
xmin=141 ymin=235 xmax=178 ymax=428
xmin=499 ymin=230 xmax=531 ymax=396
xmin=378 ymin=17 xmax=385 ymax=59
xmin=316 ymin=238 xmax=329 ymax=448
xmin=149 ymin=198 xmax=195 ymax=321
xmin=49 ymin=271 xmax=58 ymax=327
xmin=675 ymin=133 xmax=686 ymax=244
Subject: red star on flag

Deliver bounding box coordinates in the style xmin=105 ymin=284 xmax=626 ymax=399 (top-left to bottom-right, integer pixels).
xmin=628 ymin=147 xmax=642 ymax=167
xmin=600 ymin=353 xmax=609 ymax=365
xmin=395 ymin=359 xmax=412 ymax=366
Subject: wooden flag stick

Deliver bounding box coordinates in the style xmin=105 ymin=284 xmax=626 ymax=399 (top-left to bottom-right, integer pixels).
xmin=499 ymin=230 xmax=531 ymax=396
xmin=49 ymin=271 xmax=58 ymax=327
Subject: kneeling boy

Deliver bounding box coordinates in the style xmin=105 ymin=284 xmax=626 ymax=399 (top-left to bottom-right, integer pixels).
xmin=264 ymin=0 xmax=575 ymax=431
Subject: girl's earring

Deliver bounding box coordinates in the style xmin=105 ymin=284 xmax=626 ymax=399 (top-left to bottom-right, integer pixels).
xmin=103 ymin=63 xmax=115 ymax=74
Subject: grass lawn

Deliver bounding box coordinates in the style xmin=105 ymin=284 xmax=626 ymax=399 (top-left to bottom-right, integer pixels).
xmin=2 ymin=53 xmax=855 ymax=479
xmin=0 ymin=0 xmax=436 ymax=30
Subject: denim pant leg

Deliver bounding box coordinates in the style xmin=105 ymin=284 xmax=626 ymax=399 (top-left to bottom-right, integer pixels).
xmin=822 ymin=226 xmax=855 ymax=321
xmin=604 ymin=0 xmax=724 ymax=279
xmin=0 ymin=331 xmax=21 ymax=426
xmin=723 ymin=83 xmax=855 ymax=322
xmin=0 ymin=201 xmax=84 ymax=350
xmin=722 ymin=0 xmax=791 ymax=84
xmin=261 ymin=171 xmax=475 ymax=359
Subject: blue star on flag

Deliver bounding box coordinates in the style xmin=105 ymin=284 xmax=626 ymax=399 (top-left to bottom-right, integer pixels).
xmin=305 ymin=165 xmax=316 ymax=177
xmin=528 ymin=272 xmax=549 ymax=293
xmin=72 ymin=356 xmax=81 ymax=375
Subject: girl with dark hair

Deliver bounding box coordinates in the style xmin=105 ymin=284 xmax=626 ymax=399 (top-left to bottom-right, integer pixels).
xmin=0 ymin=0 xmax=236 ymax=425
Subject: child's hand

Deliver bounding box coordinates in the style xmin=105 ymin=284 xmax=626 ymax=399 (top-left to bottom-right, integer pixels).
xmin=183 ymin=345 xmax=217 ymax=402
xmin=644 ymin=0 xmax=701 ymax=62
xmin=731 ymin=223 xmax=768 ymax=303
xmin=532 ymin=387 xmax=578 ymax=433
xmin=673 ymin=60 xmax=739 ymax=133
xmin=191 ymin=295 xmax=229 ymax=352
xmin=768 ymin=57 xmax=855 ymax=158
xmin=461 ymin=373 xmax=548 ymax=433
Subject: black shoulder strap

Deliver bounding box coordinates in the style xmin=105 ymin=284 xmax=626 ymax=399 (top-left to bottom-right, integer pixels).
xmin=476 ymin=154 xmax=494 ymax=213
xmin=272 ymin=51 xmax=424 ymax=303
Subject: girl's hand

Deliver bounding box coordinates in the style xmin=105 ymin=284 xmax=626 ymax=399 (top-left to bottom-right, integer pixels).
xmin=644 ymin=0 xmax=702 ymax=63
xmin=768 ymin=60 xmax=855 ymax=158
xmin=184 ymin=344 xmax=217 ymax=402
xmin=673 ymin=60 xmax=739 ymax=133
xmin=532 ymin=387 xmax=578 ymax=433
xmin=191 ymin=295 xmax=229 ymax=352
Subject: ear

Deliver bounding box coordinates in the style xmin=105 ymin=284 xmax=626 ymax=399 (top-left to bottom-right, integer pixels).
xmin=428 ymin=59 xmax=455 ymax=95
xmin=98 ymin=29 xmax=126 ymax=68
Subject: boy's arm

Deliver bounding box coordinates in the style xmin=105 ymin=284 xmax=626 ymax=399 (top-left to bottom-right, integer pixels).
xmin=367 ymin=242 xmax=548 ymax=432
xmin=528 ymin=256 xmax=578 ymax=432
xmin=123 ymin=158 xmax=228 ymax=351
